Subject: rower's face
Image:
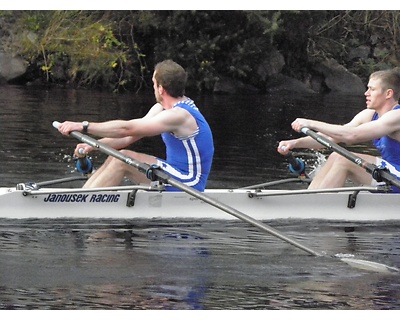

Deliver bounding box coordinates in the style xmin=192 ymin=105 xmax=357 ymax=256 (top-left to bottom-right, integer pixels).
xmin=152 ymin=71 xmax=163 ymax=103
xmin=365 ymin=78 xmax=386 ymax=110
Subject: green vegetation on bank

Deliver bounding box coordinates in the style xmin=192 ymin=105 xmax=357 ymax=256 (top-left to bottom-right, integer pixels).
xmin=0 ymin=10 xmax=399 ymax=93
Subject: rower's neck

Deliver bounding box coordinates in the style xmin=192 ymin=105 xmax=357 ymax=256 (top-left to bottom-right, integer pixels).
xmin=162 ymin=96 xmax=186 ymax=110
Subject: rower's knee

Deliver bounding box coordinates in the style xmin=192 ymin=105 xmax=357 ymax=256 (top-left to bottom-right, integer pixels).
xmin=120 ymin=149 xmax=140 ymax=158
xmin=106 ymin=154 xmax=130 ymax=171
xmin=328 ymin=152 xmax=348 ymax=165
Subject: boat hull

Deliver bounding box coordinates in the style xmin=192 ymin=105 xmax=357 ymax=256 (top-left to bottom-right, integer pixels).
xmin=1 ymin=187 xmax=399 ymax=221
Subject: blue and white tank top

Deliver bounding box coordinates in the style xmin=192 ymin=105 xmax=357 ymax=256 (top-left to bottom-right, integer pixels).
xmin=372 ymin=105 xmax=400 ymax=169
xmin=158 ymin=98 xmax=214 ymax=191
xmin=371 ymin=105 xmax=400 ymax=192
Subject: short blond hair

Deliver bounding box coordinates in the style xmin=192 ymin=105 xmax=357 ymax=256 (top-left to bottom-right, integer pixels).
xmin=370 ymin=68 xmax=400 ymax=100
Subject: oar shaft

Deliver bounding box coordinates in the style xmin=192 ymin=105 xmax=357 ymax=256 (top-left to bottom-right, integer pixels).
xmin=301 ymin=127 xmax=400 ymax=189
xmin=301 ymin=128 xmax=375 ymax=173
xmin=53 ymin=121 xmax=321 ymax=256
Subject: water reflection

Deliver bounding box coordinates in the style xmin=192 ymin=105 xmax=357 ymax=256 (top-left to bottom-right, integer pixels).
xmin=0 ymin=218 xmax=399 ymax=309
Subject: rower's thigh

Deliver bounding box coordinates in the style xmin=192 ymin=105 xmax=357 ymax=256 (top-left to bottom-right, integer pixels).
xmin=348 ymin=154 xmax=378 ymax=185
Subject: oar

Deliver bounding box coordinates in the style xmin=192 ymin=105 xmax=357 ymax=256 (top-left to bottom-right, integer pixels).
xmin=301 ymin=127 xmax=400 ymax=190
xmin=52 ymin=122 xmax=318 ymax=255
xmin=52 ymin=121 xmax=399 ymax=273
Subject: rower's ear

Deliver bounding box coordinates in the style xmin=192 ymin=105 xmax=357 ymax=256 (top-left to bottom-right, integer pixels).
xmin=158 ymin=85 xmax=165 ymax=96
xmin=386 ymin=88 xmax=394 ymax=99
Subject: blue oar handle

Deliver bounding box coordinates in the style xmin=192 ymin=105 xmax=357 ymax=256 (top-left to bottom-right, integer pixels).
xmin=281 ymin=146 xmax=305 ymax=175
xmin=76 ymin=148 xmax=93 ymax=174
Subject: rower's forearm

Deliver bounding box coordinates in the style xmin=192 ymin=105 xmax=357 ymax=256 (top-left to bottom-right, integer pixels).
xmin=304 ymin=121 xmax=351 ymax=144
xmin=98 ymin=136 xmax=138 ymax=150
xmin=293 ymin=136 xmax=326 ymax=150
xmin=88 ymin=120 xmax=131 ymax=138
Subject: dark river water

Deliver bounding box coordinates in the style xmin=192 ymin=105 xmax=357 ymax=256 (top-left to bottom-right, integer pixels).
xmin=0 ymin=85 xmax=399 ymax=311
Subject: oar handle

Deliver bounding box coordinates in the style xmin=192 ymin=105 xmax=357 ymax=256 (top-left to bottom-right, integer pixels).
xmin=287 ymin=152 xmax=305 ymax=175
xmin=76 ymin=148 xmax=93 ymax=174
xmin=281 ymin=146 xmax=305 ymax=175
xmin=53 ymin=122 xmax=93 ymax=174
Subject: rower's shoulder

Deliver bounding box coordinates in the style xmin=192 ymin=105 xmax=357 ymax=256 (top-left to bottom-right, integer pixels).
xmin=347 ymin=109 xmax=375 ymax=126
xmin=381 ymin=107 xmax=400 ymax=119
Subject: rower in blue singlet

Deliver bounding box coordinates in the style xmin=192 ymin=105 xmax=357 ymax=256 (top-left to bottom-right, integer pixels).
xmin=156 ymin=98 xmax=214 ymax=191
xmin=278 ymin=68 xmax=400 ymax=193
xmin=372 ymin=105 xmax=400 ymax=193
xmin=58 ymin=60 xmax=214 ymax=192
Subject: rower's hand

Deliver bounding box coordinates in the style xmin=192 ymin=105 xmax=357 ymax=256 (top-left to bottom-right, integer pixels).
xmin=291 ymin=118 xmax=312 ymax=132
xmin=74 ymin=143 xmax=92 ymax=157
xmin=57 ymin=121 xmax=82 ymax=136
xmin=277 ymin=141 xmax=294 ymax=155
